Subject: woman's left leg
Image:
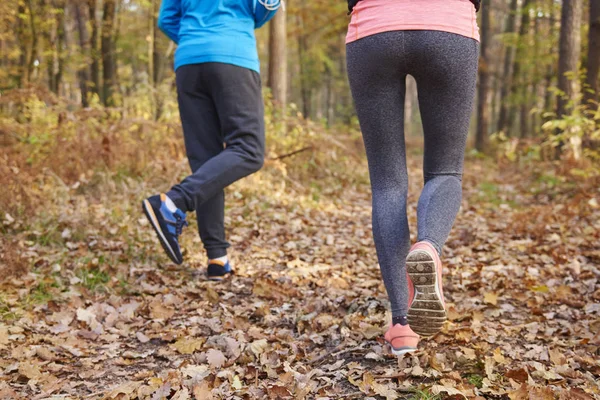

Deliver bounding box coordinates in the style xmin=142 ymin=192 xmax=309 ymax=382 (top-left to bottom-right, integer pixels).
xmin=347 ymin=32 xmax=412 ymax=321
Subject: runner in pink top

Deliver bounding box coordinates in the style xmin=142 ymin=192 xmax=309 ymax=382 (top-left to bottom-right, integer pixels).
xmin=345 ymin=0 xmax=480 ymax=355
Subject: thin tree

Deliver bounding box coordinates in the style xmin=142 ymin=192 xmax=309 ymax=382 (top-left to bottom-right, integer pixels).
xmin=556 ymin=0 xmax=583 ymax=119
xmin=506 ymin=0 xmax=531 ymax=137
xmin=543 ymin=0 xmax=558 ymax=117
xmin=74 ymin=1 xmax=90 ymax=107
xmin=88 ymin=0 xmax=100 ymax=97
xmin=519 ymin=0 xmax=535 ymax=138
xmin=497 ymin=0 xmax=520 ymax=135
xmin=476 ymin=0 xmax=492 ymax=152
xmin=101 ymin=0 xmax=117 ymax=107
xmin=268 ymin=8 xmax=288 ymax=108
xmin=584 ymin=0 xmax=600 ymax=106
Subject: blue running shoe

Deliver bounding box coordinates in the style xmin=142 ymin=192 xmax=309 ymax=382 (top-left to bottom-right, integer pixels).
xmin=142 ymin=193 xmax=188 ymax=265
xmin=207 ymin=259 xmax=234 ymax=281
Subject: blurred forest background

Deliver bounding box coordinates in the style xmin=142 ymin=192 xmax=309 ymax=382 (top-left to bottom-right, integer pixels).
xmin=1 ymin=0 xmax=599 ymax=144
xmin=1 ymin=1 xmax=599 ymax=399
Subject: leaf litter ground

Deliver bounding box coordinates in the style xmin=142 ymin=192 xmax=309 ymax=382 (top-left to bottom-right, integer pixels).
xmin=0 ymin=147 xmax=599 ymax=399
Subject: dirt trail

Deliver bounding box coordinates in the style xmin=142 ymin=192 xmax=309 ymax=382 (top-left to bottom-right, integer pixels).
xmin=0 ymin=153 xmax=599 ymax=399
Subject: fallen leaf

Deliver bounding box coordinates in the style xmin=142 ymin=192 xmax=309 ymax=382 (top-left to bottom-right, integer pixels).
xmin=485 ymin=357 xmax=495 ymax=380
xmin=509 ymin=383 xmax=530 ymax=400
xmin=431 ymin=384 xmax=467 ymax=398
xmin=182 ymin=365 xmax=209 ymax=379
xmin=192 ymin=380 xmax=213 ymax=400
xmin=493 ymin=347 xmax=507 ymax=364
xmin=460 ymin=347 xmax=477 ymax=360
xmin=411 ymin=365 xmax=424 ymax=377
xmin=136 ymin=331 xmax=150 ymax=343
xmin=76 ymin=307 xmax=97 ymax=325
xmin=149 ymin=302 xmax=175 ymax=320
xmin=171 ymin=387 xmax=190 ymax=400
xmin=18 ymin=362 xmax=42 ymax=380
xmin=506 ymin=368 xmax=529 ymax=383
xmin=250 ymin=339 xmax=268 ymax=356
xmin=549 ymin=348 xmax=567 ymax=366
xmin=0 ymin=325 xmax=8 ymax=346
xmin=206 ymin=349 xmax=226 ymax=368
xmin=172 ymin=337 xmax=205 ymax=355
xmin=231 ymin=375 xmax=243 ymax=390
xmin=35 ymin=347 xmax=55 ymax=361
xmin=206 ymin=286 xmax=220 ymax=304
xmin=484 ymin=292 xmax=499 ymax=306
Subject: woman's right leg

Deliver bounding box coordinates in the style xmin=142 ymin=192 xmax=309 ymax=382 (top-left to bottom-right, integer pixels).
xmin=409 ymin=31 xmax=479 ymax=254
xmin=347 ymin=32 xmax=412 ymax=322
xmin=404 ymin=31 xmax=479 ymax=335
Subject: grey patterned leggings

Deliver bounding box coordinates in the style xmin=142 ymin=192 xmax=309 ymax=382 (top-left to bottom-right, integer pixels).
xmin=347 ymin=30 xmax=479 ymax=318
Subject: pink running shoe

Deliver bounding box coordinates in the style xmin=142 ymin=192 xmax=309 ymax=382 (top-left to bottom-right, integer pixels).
xmin=406 ymin=241 xmax=446 ymax=336
xmin=384 ymin=323 xmax=419 ymax=356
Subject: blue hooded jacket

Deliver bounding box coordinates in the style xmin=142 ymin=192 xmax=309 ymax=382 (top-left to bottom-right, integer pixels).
xmin=158 ymin=0 xmax=281 ymax=73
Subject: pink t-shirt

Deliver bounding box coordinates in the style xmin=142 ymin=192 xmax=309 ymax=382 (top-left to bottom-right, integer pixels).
xmin=346 ymin=0 xmax=480 ymax=44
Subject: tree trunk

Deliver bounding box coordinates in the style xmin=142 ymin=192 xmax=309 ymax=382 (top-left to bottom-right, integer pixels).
xmin=556 ymin=0 xmax=583 ymax=119
xmin=17 ymin=3 xmax=28 ymax=87
xmin=25 ymin=0 xmax=38 ymax=86
xmin=52 ymin=0 xmax=66 ymax=95
xmin=148 ymin=0 xmax=156 ymax=117
xmin=88 ymin=0 xmax=100 ymax=97
xmin=268 ymin=9 xmax=287 ymax=108
xmin=296 ymin=12 xmax=310 ymax=118
xmin=476 ymin=0 xmax=491 ymax=152
xmin=102 ymin=0 xmax=117 ymax=107
xmin=74 ymin=1 xmax=90 ymax=107
xmin=543 ymin=0 xmax=557 ymax=117
xmin=519 ymin=0 xmax=536 ymax=138
xmin=506 ymin=0 xmax=531 ymax=137
xmin=585 ymin=0 xmax=600 ymax=106
xmin=497 ymin=0 xmax=519 ymax=134
xmin=45 ymin=2 xmax=57 ymax=93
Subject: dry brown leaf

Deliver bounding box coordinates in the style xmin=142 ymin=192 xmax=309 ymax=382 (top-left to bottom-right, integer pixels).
xmin=149 ymin=302 xmax=175 ymax=320
xmin=171 ymin=387 xmax=190 ymax=400
xmin=360 ymin=323 xmax=381 ymax=339
xmin=0 ymin=325 xmax=8 ymax=346
xmin=206 ymin=349 xmax=226 ymax=369
xmin=172 ymin=337 xmax=205 ymax=355
xmin=485 ymin=357 xmax=495 ymax=380
xmin=484 ymin=292 xmax=499 ymax=306
xmin=266 ymin=384 xmax=292 ymax=398
xmin=549 ymin=348 xmax=567 ymax=366
xmin=136 ymin=331 xmax=150 ymax=343
xmin=192 ymin=380 xmax=213 ymax=400
xmin=506 ymin=368 xmax=529 ymax=383
xmin=76 ymin=307 xmax=97 ymax=325
xmin=106 ymin=381 xmax=143 ymax=399
xmin=18 ymin=361 xmax=42 ymax=380
xmin=431 ymin=384 xmax=467 ymax=398
xmin=509 ymin=383 xmax=530 ymax=400
xmin=206 ymin=286 xmax=220 ymax=304
xmin=529 ymin=386 xmax=555 ymax=400
xmin=460 ymin=347 xmax=477 ymax=360
xmin=493 ymin=347 xmax=507 ymax=364
xmin=250 ymin=339 xmax=268 ymax=356
xmin=455 ymin=329 xmax=473 ymax=342
xmin=35 ymin=346 xmax=55 ymax=361
xmin=411 ymin=365 xmax=424 ymax=377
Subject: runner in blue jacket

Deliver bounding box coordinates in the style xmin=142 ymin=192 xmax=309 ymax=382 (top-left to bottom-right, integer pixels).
xmin=142 ymin=0 xmax=281 ymax=280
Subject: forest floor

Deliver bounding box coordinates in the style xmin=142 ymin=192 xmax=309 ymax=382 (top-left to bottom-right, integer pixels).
xmin=1 ymin=134 xmax=599 ymax=399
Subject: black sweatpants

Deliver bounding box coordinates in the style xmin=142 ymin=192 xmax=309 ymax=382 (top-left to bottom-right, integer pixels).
xmin=167 ymin=63 xmax=265 ymax=259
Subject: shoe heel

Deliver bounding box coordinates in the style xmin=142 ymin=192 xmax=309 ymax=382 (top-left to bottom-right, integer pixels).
xmin=407 ymin=250 xmax=446 ymax=337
